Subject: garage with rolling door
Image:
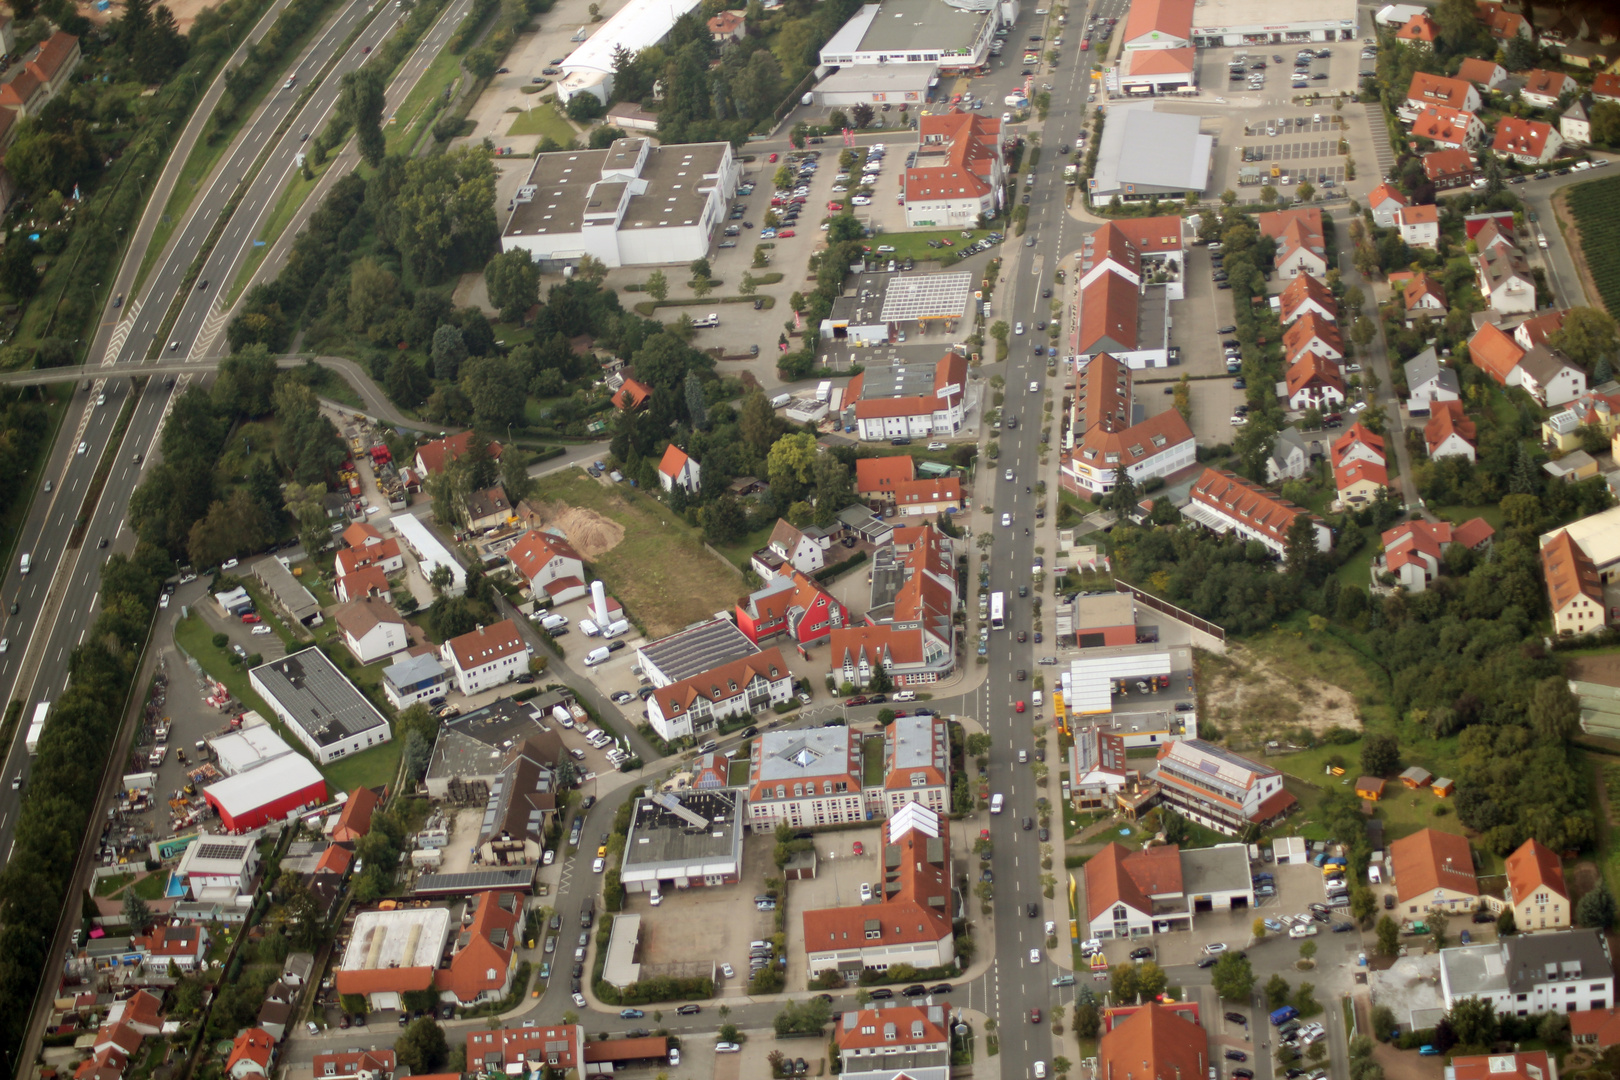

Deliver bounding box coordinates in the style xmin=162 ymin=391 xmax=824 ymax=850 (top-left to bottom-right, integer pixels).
xmin=1180 ymin=844 xmax=1256 ymax=914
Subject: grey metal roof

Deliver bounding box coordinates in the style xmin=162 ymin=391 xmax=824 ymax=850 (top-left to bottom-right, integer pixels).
xmin=383 ymin=651 xmax=445 ymax=691
xmin=1090 ymin=107 xmax=1214 ymax=198
xmin=638 ymin=619 xmax=760 ymax=683
xmin=426 ymin=695 xmax=568 ymax=786
xmin=249 ymin=648 xmax=389 ymax=745
xmin=887 ymin=714 xmax=946 ymax=771
xmin=413 ymin=868 xmax=535 ymax=896
xmin=756 ymin=728 xmax=857 ymax=783
xmin=1179 ymin=844 xmax=1254 ymax=897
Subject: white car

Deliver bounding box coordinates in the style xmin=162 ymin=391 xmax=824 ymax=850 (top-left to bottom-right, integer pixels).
xmin=1004 ymin=469 xmax=1014 ymax=481
xmin=251 ymin=625 xmax=272 ymax=635
xmin=1080 ymin=938 xmax=1102 ymax=955
xmin=716 ymin=1043 xmax=742 ymax=1054
xmin=0 ymin=639 xmax=7 ymax=653
xmin=852 ymin=196 xmax=872 ymax=206
xmin=1029 ymin=381 xmax=1039 ymax=392
xmin=720 ymin=962 xmax=734 ymax=978
xmin=1001 ymin=513 xmax=1012 ymax=527
xmin=1033 ymin=1062 xmax=1047 ymax=1078
xmin=1324 ymin=877 xmax=1345 ymax=890
xmin=830 ymin=185 xmax=847 ymax=194
xmin=592 ymin=857 xmax=605 ymax=873
xmin=1029 ymin=948 xmax=1041 ymax=965
xmin=77 ymin=441 xmax=87 ymax=455
xmin=876 ymin=244 xmax=896 ymax=253
xmin=542 ymin=849 xmax=556 ymax=865
xmin=1204 ymin=942 xmax=1228 ymax=955
xmin=927 ymin=441 xmax=947 ymax=450
xmin=573 ymin=993 xmax=587 ymax=1008
xmin=1350 ymin=400 xmax=1368 ymax=413
xmin=860 ymin=882 xmax=873 ymax=901
xmin=1014 ymin=322 xmax=1025 ymax=335
xmin=668 ymin=1048 xmax=679 ymax=1067
xmin=221 ymin=558 xmax=239 ymax=570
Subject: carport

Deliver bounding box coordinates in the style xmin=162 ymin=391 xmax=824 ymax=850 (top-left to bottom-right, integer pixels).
xmin=1272 ymin=836 xmax=1308 ymax=864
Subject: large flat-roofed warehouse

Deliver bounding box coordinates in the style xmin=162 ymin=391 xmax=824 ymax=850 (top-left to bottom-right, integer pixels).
xmin=818 ymin=0 xmax=999 ymax=73
xmin=249 ymin=648 xmax=393 ymax=765
xmin=334 ymin=906 xmax=453 ymax=1011
xmin=499 ymin=138 xmax=737 ymax=271
xmin=619 ymin=791 xmax=744 ymax=893
xmin=820 ymin=271 xmax=975 ymax=348
xmin=553 ymin=0 xmax=703 ymax=103
xmin=1189 ymin=0 xmax=1359 ymax=45
xmin=1088 ymin=108 xmax=1214 ymax=203
xmin=812 ymin=66 xmax=936 ymax=107
xmin=636 ymin=618 xmax=761 ymax=687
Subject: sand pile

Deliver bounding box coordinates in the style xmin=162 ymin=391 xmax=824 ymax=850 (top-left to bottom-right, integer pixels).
xmin=531 ymin=503 xmax=625 ymax=559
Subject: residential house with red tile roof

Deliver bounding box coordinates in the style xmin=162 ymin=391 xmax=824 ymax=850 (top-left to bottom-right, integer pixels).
xmin=1423 ymin=147 xmax=1479 ymax=189
xmin=829 ymin=623 xmax=953 ymax=689
xmin=834 ymin=1003 xmax=950 ymax=1078
xmin=1542 ymin=527 xmax=1609 ymax=636
xmin=1060 ymin=353 xmax=1196 ymax=497
xmin=506 ymin=528 xmax=587 ymax=604
xmin=314 ymin=844 xmax=353 ymax=878
xmin=331 ymin=787 xmax=379 ymax=843
xmin=441 ymin=619 xmax=531 ymax=695
xmin=1367 ymin=182 xmax=1408 ymax=227
xmin=342 ymin=521 xmax=384 ymax=549
xmin=1391 ymin=827 xmax=1479 ymax=912
xmin=1594 ymin=72 xmax=1620 ymax=103
xmin=855 ymin=456 xmax=917 ymax=501
xmin=1571 ymin=1007 xmax=1620 ymax=1049
xmin=891 ymin=475 xmax=962 ymax=516
xmin=311 ymin=1049 xmax=395 ymax=1080
xmin=1332 ymin=422 xmax=1387 ymax=468
xmin=610 ymin=377 xmax=652 ymax=411
xmin=1448 ymin=1052 xmax=1554 ymax=1080
xmin=1409 ymin=104 xmax=1487 ymax=150
xmin=1476 ymin=1 xmax=1531 ymax=40
xmin=1257 ymin=207 xmax=1328 ymax=279
xmin=1285 ymin=354 xmax=1346 ymax=411
xmin=1075 ymin=268 xmax=1141 ymax=356
xmin=226 ymin=1029 xmax=275 ymax=1080
xmin=1183 ymin=469 xmax=1330 ymax=557
xmin=1277 ymin=273 xmax=1338 ymax=325
xmin=849 ymin=352 xmax=969 ymax=441
xmin=1083 ymin=841 xmax=1188 ymax=938
xmin=1515 ymin=308 xmax=1568 ymax=349
xmin=334 ymin=538 xmax=404 ymax=579
xmin=133 ymin=924 xmax=208 ymax=974
xmin=1379 ymin=519 xmax=1460 ymax=591
xmin=106 ymin=990 xmax=164 ymax=1036
xmin=902 ymin=111 xmax=1005 ymax=228
xmin=334 ymin=598 xmax=408 ymax=664
xmin=656 ymin=444 xmax=700 ymax=494
xmin=1519 ymin=67 xmax=1578 ymax=108
xmin=1154 ymin=739 xmax=1296 ymax=835
xmin=1476 ymin=245 xmax=1538 ymax=314
xmin=1397 ymin=203 xmax=1442 ymax=249
xmin=413 ymin=431 xmax=503 ymax=477
xmin=1492 ymin=117 xmax=1563 ymax=164
xmin=735 ymin=569 xmax=849 ymax=647
xmin=877 ymin=714 xmax=951 ymax=817
xmin=1098 ymin=1002 xmax=1209 ymax=1080
xmin=1408 ymin=72 xmax=1483 ymax=113
xmin=0 ymin=67 xmax=44 ymax=114
xmin=1397 ymin=10 xmax=1440 ymax=42
xmin=436 ymin=891 xmax=523 ymax=1004
xmin=706 ymin=9 xmax=745 ymax=42
xmin=1504 ymin=838 xmax=1570 ymax=931
xmin=466 ymin=1026 xmax=585 ymax=1074
xmin=748 ymin=725 xmax=865 ymax=828
xmin=1468 ymin=212 xmax=1518 ymax=246
xmin=1283 ymin=312 xmax=1344 ymax=365
xmin=1454 ymin=517 xmax=1496 ymax=552
xmin=1121 ymin=0 xmax=1193 ymax=49
xmin=1425 ymin=400 xmax=1478 ymax=462
xmin=27 ymin=31 xmax=79 ymax=95
xmin=646 ymin=647 xmax=793 ymax=741
xmin=1399 ymin=272 xmax=1448 ymax=324
xmin=1335 ymin=458 xmax=1389 ymax=508
xmin=803 ymin=801 xmax=953 ymax=975
xmin=1457 ymin=57 xmax=1509 ymax=89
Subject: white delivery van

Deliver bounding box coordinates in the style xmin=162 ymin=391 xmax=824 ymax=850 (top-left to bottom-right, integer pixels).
xmin=990 ymin=793 xmax=1005 ymax=814
xmin=770 ymin=393 xmax=792 ymax=409
xmin=1032 ymin=689 xmax=1044 ymax=707
xmin=583 ymin=646 xmax=610 ymax=666
xmin=602 ymin=619 xmax=630 ymax=639
xmin=19 ymin=553 xmax=29 ymax=575
xmin=580 ymin=619 xmax=601 ymax=636
xmin=540 ymin=613 xmax=568 ymax=631
xmin=892 ymin=690 xmax=916 ymax=702
xmin=690 ymin=313 xmax=720 ymax=329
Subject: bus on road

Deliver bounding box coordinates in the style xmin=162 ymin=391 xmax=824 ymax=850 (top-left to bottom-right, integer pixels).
xmin=990 ymin=591 xmax=1006 ymax=631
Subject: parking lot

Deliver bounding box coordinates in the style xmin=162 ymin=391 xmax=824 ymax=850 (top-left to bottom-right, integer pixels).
xmin=1132 ymin=242 xmax=1248 ymax=445
xmin=780 ymin=823 xmax=886 ymax=990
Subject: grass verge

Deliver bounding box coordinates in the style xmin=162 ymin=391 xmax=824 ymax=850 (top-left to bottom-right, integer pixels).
xmin=324 ymin=739 xmax=403 ymax=793
xmin=384 ymin=43 xmax=462 ymax=154
xmin=504 ymin=100 xmax=575 ymax=142
xmin=865 ymin=228 xmax=997 ymax=264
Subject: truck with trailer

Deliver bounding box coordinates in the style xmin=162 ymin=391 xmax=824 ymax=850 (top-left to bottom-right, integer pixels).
xmin=26 ymin=702 xmax=48 ymax=754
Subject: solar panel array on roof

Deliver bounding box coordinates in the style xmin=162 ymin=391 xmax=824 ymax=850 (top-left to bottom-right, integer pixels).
xmin=413 ymin=868 xmax=535 ymax=895
xmin=196 ymin=842 xmax=250 ymax=861
xmin=638 ymin=619 xmax=759 ymax=683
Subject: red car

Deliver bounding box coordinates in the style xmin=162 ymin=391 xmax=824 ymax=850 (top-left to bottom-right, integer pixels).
xmin=241 ymin=613 xmax=262 ymax=624
xmin=769 ymin=152 xmax=778 ymax=162
xmin=778 ymin=229 xmax=796 ymax=237
xmin=1015 ymin=700 xmax=1026 ymax=713
xmin=852 ymin=841 xmax=865 ymax=855
xmin=940 ymin=237 xmax=953 ymax=246
xmin=844 ymin=695 xmax=868 ymax=707
xmin=1029 ymin=1009 xmax=1042 ymax=1024
xmin=827 ymin=201 xmax=843 ymax=211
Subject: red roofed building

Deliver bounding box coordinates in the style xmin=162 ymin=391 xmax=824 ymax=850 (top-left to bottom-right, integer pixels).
xmin=1457 ymin=57 xmax=1508 ymax=90
xmin=610 ymin=377 xmax=652 ymax=411
xmin=1397 ymin=203 xmax=1442 ymax=249
xmin=331 ymin=787 xmax=379 ymax=843
xmin=1572 ymin=1007 xmax=1620 ymax=1049
xmin=707 ymin=9 xmax=745 ymax=42
xmin=855 ymin=455 xmax=917 ymax=500
xmin=506 ymin=529 xmax=587 ymax=603
xmin=1515 ymin=308 xmax=1568 ymax=350
xmin=1594 ymin=72 xmax=1620 ymax=104
xmin=133 ymin=924 xmax=208 ymax=974
xmin=1332 ymin=422 xmax=1386 ymax=469
xmin=310 ymin=1049 xmax=395 ymax=1080
xmin=849 ymin=351 xmax=969 ymax=442
xmin=106 ymin=991 xmax=164 ymax=1036
xmin=878 ymin=713 xmax=952 ymax=816
xmin=736 ymin=568 xmax=849 ymax=646
xmin=27 ymin=31 xmax=79 ymax=95
xmin=1400 ymin=272 xmax=1449 ymax=323
xmin=314 ymin=844 xmax=353 ymax=878
xmin=1492 ymin=117 xmax=1563 ymax=164
xmin=1425 ymin=400 xmax=1477 ymax=462
xmin=1407 ymin=72 xmax=1483 ymax=114
xmin=1379 ymin=519 xmax=1456 ymax=591
xmin=75 ymin=1047 xmax=131 ymax=1080
xmin=1074 ymin=268 xmax=1140 ymax=356
xmin=749 ymin=724 xmax=865 ymax=828
xmin=0 ymin=68 xmax=44 ymax=114
xmin=1424 ymin=147 xmax=1479 ymax=190
xmin=1470 ymin=322 xmax=1528 ymax=385
xmin=467 ymin=1026 xmax=585 ymax=1073
xmin=441 ymin=619 xmax=531 ymax=695
xmin=1409 ymin=104 xmax=1486 ymax=150
xmin=1476 ymin=2 xmax=1531 ymax=41
xmin=1466 ymin=211 xmax=1517 ymax=243
xmin=1118 ymin=46 xmax=1195 ymax=93
xmin=1285 ymin=353 xmax=1346 ymax=411
xmin=1257 ymin=207 xmax=1327 ymax=279
xmin=226 ymin=1029 xmax=275 ymax=1080
xmin=1184 ymin=469 xmax=1330 ymax=557
xmin=1397 ymin=11 xmax=1439 ymax=42
xmin=1098 ymin=1003 xmax=1210 ymax=1080
xmin=835 ymin=1003 xmax=950 ymax=1076
xmin=1450 ymin=1053 xmax=1554 ymax=1080
xmin=1543 ymin=528 xmax=1608 ymax=637
xmin=1391 ymin=827 xmax=1479 ymax=911
xmin=413 ymin=431 xmax=502 ymax=477
xmin=1335 ymin=458 xmax=1389 ymax=508
xmin=1283 ymin=312 xmax=1344 ymax=365
xmin=803 ymin=801 xmax=953 ymax=976
xmin=1121 ymin=0 xmax=1193 ymax=49
xmin=334 ymin=538 xmax=404 ymax=579
xmin=891 ymin=475 xmax=962 ymax=516
xmin=829 ymin=623 xmax=953 ymax=688
xmin=435 ymin=891 xmax=523 ymax=1004
xmin=1368 ymin=182 xmax=1409 ymax=227
xmin=1153 ymin=738 xmax=1296 ymax=836
xmin=655 ymin=443 xmax=700 ymax=494
xmin=1061 ymin=353 xmax=1196 ymax=497
xmin=1504 ymin=838 xmax=1570 ymax=931
xmin=1277 ymin=273 xmax=1337 ymax=325
xmin=1083 ymin=841 xmax=1187 ymax=937
xmin=1519 ymin=68 xmax=1577 ymax=108
xmin=645 ymin=647 xmax=794 ymax=741
xmin=903 ymin=110 xmax=1005 ymax=227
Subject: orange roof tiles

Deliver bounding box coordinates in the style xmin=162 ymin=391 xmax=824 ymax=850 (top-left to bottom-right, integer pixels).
xmin=1106 ymin=215 xmax=1185 ymax=256
xmin=836 ymin=1004 xmax=949 ymax=1051
xmin=1594 ymin=72 xmax=1620 ymax=102
xmin=1122 ymin=0 xmax=1194 ymax=42
xmin=1570 ymin=1008 xmax=1620 ymax=1048
xmin=437 ymin=891 xmax=523 ymax=1002
xmin=1469 ymin=322 xmax=1526 ymax=385
xmin=332 ymin=787 xmax=379 ymax=843
xmin=1542 ymin=529 xmax=1603 ymax=616
xmin=855 ymin=455 xmax=916 ymax=495
xmin=415 ymin=431 xmax=503 ymax=475
xmin=1424 ymin=147 xmax=1476 ymax=183
xmin=1256 ymin=207 xmax=1324 ymax=268
xmin=507 ymin=529 xmax=584 ymax=583
xmin=892 ymin=475 xmax=962 ymax=508
xmin=1399 ymin=203 xmax=1440 ymax=226
xmin=1408 ymin=71 xmax=1476 ymax=110
xmin=1367 ymin=182 xmax=1407 ymax=209
xmin=1278 ymin=274 xmax=1337 ymax=323
xmin=1505 ymin=838 xmax=1568 ymax=907
xmin=1077 ymin=270 xmax=1139 ymax=353
xmin=0 ymin=68 xmax=41 ymax=108
xmin=651 ymin=648 xmax=790 ymax=721
xmin=1403 ymin=272 xmax=1448 ymax=311
xmin=1456 ymin=58 xmax=1504 ymax=86
xmin=1283 ymin=312 xmax=1343 ymax=360
xmin=1519 ymin=68 xmax=1573 ymax=99
xmin=28 ymin=32 xmax=77 ymax=83
xmin=1122 ymin=45 xmax=1195 ymax=75
xmin=1449 ymin=1052 xmax=1553 ymax=1080
xmin=1410 ymin=105 xmax=1480 ymax=146
xmin=656 ymin=444 xmax=691 ymax=478
xmin=611 ymin=377 xmax=652 ymax=410
xmin=1492 ymin=117 xmax=1556 ymax=159
xmin=1390 ymin=827 xmax=1479 ymax=903
xmin=1397 ymin=11 xmax=1439 ymax=41
xmin=1424 ymin=400 xmax=1476 ymax=453
xmin=904 ymin=110 xmax=1002 ymax=203
xmin=1516 ymin=309 xmax=1567 ymax=348
xmin=1452 ymin=517 xmax=1495 ymax=549
xmin=1098 ymin=1002 xmax=1209 ymax=1080
xmin=1072 ymin=406 xmax=1194 ymax=474
xmin=1335 ymin=458 xmax=1389 ymax=491
xmin=444 ymin=619 xmax=527 ymax=672
xmin=226 ymin=1029 xmax=274 ymax=1076
xmin=1286 ymin=354 xmax=1344 ymax=399
xmin=1189 ymin=469 xmax=1316 ymax=548
xmin=1332 ymin=421 xmax=1385 ymax=462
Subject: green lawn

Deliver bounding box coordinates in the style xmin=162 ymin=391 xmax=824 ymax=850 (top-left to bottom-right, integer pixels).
xmin=385 ymin=45 xmax=464 ymax=155
xmin=863 ymin=735 xmax=886 ymax=785
xmin=132 ymin=871 xmax=170 ymax=901
xmin=324 ymin=739 xmax=403 ymax=794
xmin=863 ymin=228 xmax=998 ymax=265
xmin=505 ymin=101 xmax=576 ymax=143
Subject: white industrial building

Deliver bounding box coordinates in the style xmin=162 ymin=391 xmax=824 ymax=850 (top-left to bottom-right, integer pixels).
xmin=499 ymin=138 xmax=737 ymax=271
xmin=1088 ymin=107 xmax=1214 ymax=203
xmin=391 ymin=513 xmax=465 ymax=598
xmin=248 ymin=648 xmax=393 ymax=766
xmin=811 ymin=66 xmax=936 ymax=108
xmin=819 ymin=271 xmax=976 ymax=347
xmin=618 ymin=791 xmax=744 ymax=894
xmin=818 ymin=0 xmax=1000 ymax=74
xmin=554 ymin=0 xmax=703 ymax=103
xmin=1189 ymin=0 xmax=1359 ymax=45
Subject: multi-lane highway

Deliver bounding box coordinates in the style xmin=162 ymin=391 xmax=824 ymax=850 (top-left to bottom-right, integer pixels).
xmin=0 ymin=0 xmax=462 ymax=862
